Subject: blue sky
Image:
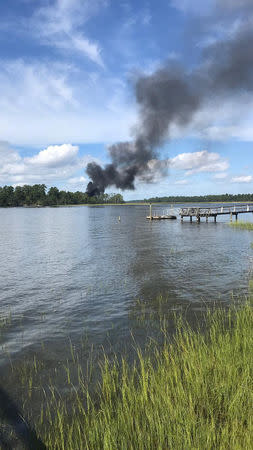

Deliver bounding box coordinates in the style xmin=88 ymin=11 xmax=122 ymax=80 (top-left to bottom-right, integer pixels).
xmin=0 ymin=0 xmax=253 ymax=199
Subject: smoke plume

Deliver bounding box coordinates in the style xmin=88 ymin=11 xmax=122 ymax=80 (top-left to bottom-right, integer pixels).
xmin=86 ymin=12 xmax=253 ymax=195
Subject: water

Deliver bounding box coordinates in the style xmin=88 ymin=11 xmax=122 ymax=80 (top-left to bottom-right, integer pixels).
xmin=0 ymin=204 xmax=253 ymax=375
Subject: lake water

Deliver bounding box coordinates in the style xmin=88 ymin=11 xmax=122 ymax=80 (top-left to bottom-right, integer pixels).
xmin=1 ymin=204 xmax=253 ymax=388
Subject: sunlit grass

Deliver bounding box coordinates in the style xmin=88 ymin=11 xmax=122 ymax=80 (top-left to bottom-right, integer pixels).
xmin=26 ymin=301 xmax=252 ymax=449
xmin=1 ymin=300 xmax=252 ymax=449
xmin=229 ymin=221 xmax=253 ymax=230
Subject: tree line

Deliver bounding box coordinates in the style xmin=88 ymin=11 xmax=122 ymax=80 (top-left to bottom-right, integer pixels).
xmin=1 ymin=185 xmax=253 ymax=207
xmin=0 ymin=185 xmax=124 ymax=207
xmin=144 ymin=193 xmax=253 ymax=203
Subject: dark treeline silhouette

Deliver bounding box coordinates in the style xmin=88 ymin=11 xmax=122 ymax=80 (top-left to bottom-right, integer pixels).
xmin=0 ymin=184 xmax=124 ymax=207
xmin=144 ymin=194 xmax=253 ymax=203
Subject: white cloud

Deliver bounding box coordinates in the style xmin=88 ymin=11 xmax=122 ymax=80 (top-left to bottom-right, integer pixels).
xmin=170 ymin=150 xmax=229 ymax=175
xmin=26 ymin=144 xmax=79 ymax=167
xmin=231 ymin=175 xmax=253 ymax=183
xmin=0 ymin=141 xmax=21 ymax=165
xmin=0 ymin=60 xmax=76 ymax=114
xmin=68 ymin=176 xmax=87 ymax=184
xmin=32 ymin=0 xmax=106 ymax=66
xmin=213 ymin=172 xmax=228 ymax=179
xmin=201 ymin=125 xmax=253 ymax=142
xmin=0 ymin=59 xmax=136 ymax=146
xmin=170 ymin=0 xmax=213 ymax=15
xmin=142 ymin=9 xmax=152 ymax=25
xmin=0 ymin=141 xmax=100 ymax=187
xmin=188 ymin=93 xmax=253 ymax=142
xmin=174 ymin=179 xmax=189 ymax=185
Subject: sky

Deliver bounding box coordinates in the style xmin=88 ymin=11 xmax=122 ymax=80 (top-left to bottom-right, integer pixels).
xmin=0 ymin=0 xmax=253 ymax=199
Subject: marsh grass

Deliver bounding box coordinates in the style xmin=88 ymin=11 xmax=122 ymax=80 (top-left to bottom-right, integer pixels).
xmin=1 ymin=301 xmax=252 ymax=449
xmin=0 ymin=312 xmax=12 ymax=329
xmin=18 ymin=301 xmax=250 ymax=449
xmin=0 ymin=313 xmax=12 ymax=344
xmin=229 ymin=221 xmax=253 ymax=231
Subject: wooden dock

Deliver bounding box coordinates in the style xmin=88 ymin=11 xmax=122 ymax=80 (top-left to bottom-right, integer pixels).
xmin=146 ymin=204 xmax=177 ymax=220
xmin=180 ymin=204 xmax=253 ymax=223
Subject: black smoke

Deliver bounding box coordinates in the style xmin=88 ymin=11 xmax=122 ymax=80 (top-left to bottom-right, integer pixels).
xmin=86 ymin=67 xmax=200 ymax=195
xmin=86 ymin=8 xmax=253 ymax=196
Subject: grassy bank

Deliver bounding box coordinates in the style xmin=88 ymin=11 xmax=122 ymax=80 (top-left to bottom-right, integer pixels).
xmin=27 ymin=302 xmax=252 ymax=449
xmin=229 ymin=221 xmax=253 ymax=231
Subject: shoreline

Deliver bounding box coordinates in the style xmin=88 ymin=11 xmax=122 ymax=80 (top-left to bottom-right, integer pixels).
xmin=1 ymin=200 xmax=253 ymax=208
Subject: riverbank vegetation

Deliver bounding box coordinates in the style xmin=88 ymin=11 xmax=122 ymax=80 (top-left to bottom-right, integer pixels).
xmin=0 ymin=184 xmax=124 ymax=207
xmin=2 ymin=300 xmax=250 ymax=449
xmin=1 ymin=184 xmax=253 ymax=207
xmin=229 ymin=221 xmax=253 ymax=231
xmin=144 ymin=193 xmax=253 ymax=203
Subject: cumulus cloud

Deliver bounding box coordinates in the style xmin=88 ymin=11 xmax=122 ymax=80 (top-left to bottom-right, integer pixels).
xmin=0 ymin=141 xmax=21 ymax=166
xmin=26 ymin=144 xmax=79 ymax=168
xmin=170 ymin=150 xmax=229 ymax=175
xmin=231 ymin=175 xmax=253 ymax=183
xmin=0 ymin=142 xmax=99 ymax=187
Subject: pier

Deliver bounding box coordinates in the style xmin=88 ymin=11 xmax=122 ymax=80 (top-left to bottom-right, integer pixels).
xmin=179 ymin=204 xmax=253 ymax=223
xmin=146 ymin=204 xmax=177 ymax=220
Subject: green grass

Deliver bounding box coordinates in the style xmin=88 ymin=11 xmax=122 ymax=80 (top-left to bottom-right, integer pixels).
xmin=229 ymin=221 xmax=253 ymax=230
xmin=26 ymin=302 xmax=252 ymax=449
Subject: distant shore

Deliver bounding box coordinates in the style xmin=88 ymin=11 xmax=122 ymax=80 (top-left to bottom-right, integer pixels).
xmin=2 ymin=200 xmax=253 ymax=208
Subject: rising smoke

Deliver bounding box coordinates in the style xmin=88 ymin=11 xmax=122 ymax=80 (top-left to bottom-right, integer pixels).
xmin=86 ymin=11 xmax=253 ymax=196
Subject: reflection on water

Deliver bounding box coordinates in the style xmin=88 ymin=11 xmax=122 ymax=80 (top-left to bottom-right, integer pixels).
xmin=0 ymin=204 xmax=253 ymax=371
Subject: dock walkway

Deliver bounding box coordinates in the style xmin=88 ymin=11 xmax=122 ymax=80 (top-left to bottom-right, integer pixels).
xmin=180 ymin=204 xmax=253 ymax=222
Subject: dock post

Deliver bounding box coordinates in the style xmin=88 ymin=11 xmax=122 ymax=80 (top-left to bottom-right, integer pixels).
xmin=230 ymin=212 xmax=233 ymax=222
xmin=181 ymin=216 xmax=183 ymax=222
xmin=206 ymin=216 xmax=208 ymax=222
xmin=197 ymin=215 xmax=200 ymax=223
xmin=214 ymin=215 xmax=217 ymax=223
xmin=149 ymin=203 xmax=152 ymax=220
xmin=190 ymin=216 xmax=192 ymax=223
xmin=235 ymin=213 xmax=238 ymax=221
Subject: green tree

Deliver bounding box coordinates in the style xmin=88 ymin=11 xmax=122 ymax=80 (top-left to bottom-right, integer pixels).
xmin=47 ymin=187 xmax=60 ymax=205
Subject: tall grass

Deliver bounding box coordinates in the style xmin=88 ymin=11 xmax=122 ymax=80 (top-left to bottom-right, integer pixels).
xmin=31 ymin=302 xmax=253 ymax=449
xmin=229 ymin=221 xmax=253 ymax=230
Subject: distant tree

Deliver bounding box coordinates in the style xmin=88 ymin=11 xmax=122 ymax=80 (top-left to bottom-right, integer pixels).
xmin=31 ymin=184 xmax=47 ymax=205
xmin=47 ymin=187 xmax=60 ymax=205
xmin=14 ymin=186 xmax=26 ymax=206
xmin=109 ymin=193 xmax=124 ymax=204
xmin=0 ymin=186 xmax=15 ymax=206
